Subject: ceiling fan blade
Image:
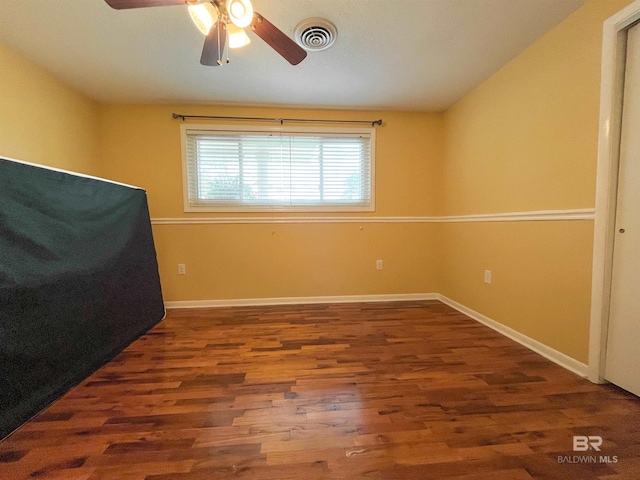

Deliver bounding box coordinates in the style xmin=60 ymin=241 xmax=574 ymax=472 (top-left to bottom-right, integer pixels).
xmin=201 ymin=21 xmax=227 ymax=66
xmin=104 ymin=0 xmax=202 ymax=9
xmin=250 ymin=13 xmax=307 ymax=65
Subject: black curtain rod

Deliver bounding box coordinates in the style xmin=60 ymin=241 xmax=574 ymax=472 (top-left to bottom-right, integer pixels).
xmin=172 ymin=113 xmax=382 ymax=127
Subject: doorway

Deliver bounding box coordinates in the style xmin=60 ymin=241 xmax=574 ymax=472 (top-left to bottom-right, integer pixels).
xmin=602 ymin=21 xmax=640 ymax=396
xmin=589 ymin=0 xmax=640 ymax=391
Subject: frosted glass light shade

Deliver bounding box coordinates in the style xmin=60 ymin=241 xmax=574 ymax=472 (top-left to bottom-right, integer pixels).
xmin=226 ymin=0 xmax=253 ymax=28
xmin=227 ymin=24 xmax=251 ymax=49
xmin=188 ymin=3 xmax=218 ymax=35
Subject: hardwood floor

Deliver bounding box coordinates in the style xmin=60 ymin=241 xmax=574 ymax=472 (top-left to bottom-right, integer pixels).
xmin=1 ymin=300 xmax=639 ymax=479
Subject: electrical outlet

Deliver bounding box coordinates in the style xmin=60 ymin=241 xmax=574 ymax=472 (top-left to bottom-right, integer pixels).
xmin=484 ymin=269 xmax=492 ymax=284
xmin=376 ymin=260 xmax=383 ymax=270
xmin=178 ymin=264 xmax=186 ymax=275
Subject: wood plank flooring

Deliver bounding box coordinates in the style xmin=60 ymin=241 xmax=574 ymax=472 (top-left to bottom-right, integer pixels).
xmin=1 ymin=300 xmax=639 ymax=479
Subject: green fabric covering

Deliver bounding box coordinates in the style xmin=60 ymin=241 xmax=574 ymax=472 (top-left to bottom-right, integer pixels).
xmin=0 ymin=158 xmax=165 ymax=439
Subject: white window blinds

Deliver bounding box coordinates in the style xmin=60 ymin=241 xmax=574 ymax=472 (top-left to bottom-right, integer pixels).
xmin=182 ymin=126 xmax=374 ymax=212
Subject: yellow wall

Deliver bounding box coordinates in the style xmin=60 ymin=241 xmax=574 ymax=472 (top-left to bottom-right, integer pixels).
xmin=441 ymin=0 xmax=633 ymax=363
xmin=152 ymin=222 xmax=440 ymax=301
xmin=440 ymin=221 xmax=595 ymax=362
xmin=100 ymin=105 xmax=444 ymax=301
xmin=0 ymin=43 xmax=101 ymax=175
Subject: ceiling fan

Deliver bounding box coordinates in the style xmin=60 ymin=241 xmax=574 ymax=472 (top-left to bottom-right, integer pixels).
xmin=104 ymin=0 xmax=307 ymax=66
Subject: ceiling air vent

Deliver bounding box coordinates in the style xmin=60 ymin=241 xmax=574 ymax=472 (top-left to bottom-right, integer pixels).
xmin=294 ymin=18 xmax=337 ymax=52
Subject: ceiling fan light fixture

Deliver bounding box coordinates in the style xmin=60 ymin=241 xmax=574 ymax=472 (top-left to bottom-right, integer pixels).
xmin=227 ymin=24 xmax=251 ymax=49
xmin=226 ymin=0 xmax=253 ymax=28
xmin=188 ymin=2 xmax=218 ymax=36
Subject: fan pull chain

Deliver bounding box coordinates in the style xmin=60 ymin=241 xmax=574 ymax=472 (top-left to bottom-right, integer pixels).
xmin=226 ymin=24 xmax=230 ymax=64
xmin=216 ymin=17 xmax=222 ymax=66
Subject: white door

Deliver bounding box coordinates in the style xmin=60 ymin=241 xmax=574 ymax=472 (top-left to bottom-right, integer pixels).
xmin=605 ymin=22 xmax=640 ymax=397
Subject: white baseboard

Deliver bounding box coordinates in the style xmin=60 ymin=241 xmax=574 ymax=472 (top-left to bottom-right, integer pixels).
xmin=164 ymin=293 xmax=438 ymax=309
xmin=164 ymin=292 xmax=588 ymax=378
xmin=437 ymin=294 xmax=588 ymax=378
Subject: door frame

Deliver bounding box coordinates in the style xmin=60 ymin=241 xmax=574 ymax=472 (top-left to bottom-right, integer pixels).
xmin=589 ymin=0 xmax=640 ymax=383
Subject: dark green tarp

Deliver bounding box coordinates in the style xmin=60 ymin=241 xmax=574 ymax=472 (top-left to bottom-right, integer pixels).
xmin=0 ymin=157 xmax=164 ymax=439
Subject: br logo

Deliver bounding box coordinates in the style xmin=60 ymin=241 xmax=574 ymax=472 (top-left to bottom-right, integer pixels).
xmin=573 ymin=435 xmax=603 ymax=452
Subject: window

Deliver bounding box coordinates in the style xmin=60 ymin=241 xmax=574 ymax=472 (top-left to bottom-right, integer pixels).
xmin=181 ymin=124 xmax=375 ymax=212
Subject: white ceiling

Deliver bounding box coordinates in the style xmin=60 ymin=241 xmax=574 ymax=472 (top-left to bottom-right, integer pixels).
xmin=0 ymin=0 xmax=586 ymax=111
